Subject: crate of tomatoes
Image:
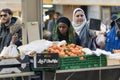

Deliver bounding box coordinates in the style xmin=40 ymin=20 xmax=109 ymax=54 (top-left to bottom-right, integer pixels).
xmin=46 ymin=43 xmax=107 ymax=70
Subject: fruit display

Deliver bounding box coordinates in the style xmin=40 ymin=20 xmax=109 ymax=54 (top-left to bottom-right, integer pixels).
xmin=113 ymin=50 xmax=120 ymax=54
xmin=44 ymin=43 xmax=84 ymax=57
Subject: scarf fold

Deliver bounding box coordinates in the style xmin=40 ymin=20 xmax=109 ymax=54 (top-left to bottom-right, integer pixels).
xmin=72 ymin=8 xmax=87 ymax=35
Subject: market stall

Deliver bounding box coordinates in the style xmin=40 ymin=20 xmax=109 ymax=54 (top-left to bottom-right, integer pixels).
xmin=0 ymin=39 xmax=120 ymax=80
xmin=17 ymin=39 xmax=120 ymax=80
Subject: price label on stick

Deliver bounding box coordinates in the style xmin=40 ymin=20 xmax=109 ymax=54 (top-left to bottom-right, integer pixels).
xmin=34 ymin=53 xmax=59 ymax=68
xmin=89 ymin=18 xmax=101 ymax=31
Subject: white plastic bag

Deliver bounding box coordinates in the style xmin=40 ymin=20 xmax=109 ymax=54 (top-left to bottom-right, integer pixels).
xmin=0 ymin=44 xmax=19 ymax=58
xmin=18 ymin=39 xmax=67 ymax=55
xmin=8 ymin=44 xmax=19 ymax=58
xmin=18 ymin=39 xmax=53 ymax=55
xmin=96 ymin=34 xmax=106 ymax=49
xmin=108 ymin=53 xmax=120 ymax=59
xmin=82 ymin=48 xmax=93 ymax=55
xmin=92 ymin=48 xmax=111 ymax=56
xmin=0 ymin=47 xmax=9 ymax=58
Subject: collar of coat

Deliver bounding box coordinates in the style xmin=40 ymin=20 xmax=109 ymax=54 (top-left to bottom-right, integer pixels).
xmin=0 ymin=17 xmax=22 ymax=35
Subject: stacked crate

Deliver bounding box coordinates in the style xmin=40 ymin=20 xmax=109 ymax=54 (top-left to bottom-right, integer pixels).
xmin=59 ymin=54 xmax=107 ymax=70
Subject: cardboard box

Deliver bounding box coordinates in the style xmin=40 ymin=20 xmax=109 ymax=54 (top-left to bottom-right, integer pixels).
xmin=107 ymin=58 xmax=120 ymax=66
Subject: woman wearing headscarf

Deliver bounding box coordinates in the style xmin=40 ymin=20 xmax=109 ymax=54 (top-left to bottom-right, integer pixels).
xmin=49 ymin=17 xmax=81 ymax=45
xmin=71 ymin=8 xmax=99 ymax=80
xmin=47 ymin=17 xmax=81 ymax=80
xmin=72 ymin=8 xmax=96 ymax=50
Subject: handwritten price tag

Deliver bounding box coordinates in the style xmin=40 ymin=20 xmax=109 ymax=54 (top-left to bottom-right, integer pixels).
xmin=34 ymin=53 xmax=59 ymax=68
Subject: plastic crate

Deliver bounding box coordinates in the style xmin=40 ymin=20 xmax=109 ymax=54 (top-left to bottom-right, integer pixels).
xmin=59 ymin=54 xmax=107 ymax=70
xmin=30 ymin=54 xmax=107 ymax=71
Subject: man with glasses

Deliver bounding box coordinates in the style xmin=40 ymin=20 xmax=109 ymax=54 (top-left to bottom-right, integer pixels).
xmin=0 ymin=8 xmax=23 ymax=80
xmin=0 ymin=8 xmax=22 ymax=53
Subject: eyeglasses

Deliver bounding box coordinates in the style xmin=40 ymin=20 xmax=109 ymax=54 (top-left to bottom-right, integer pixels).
xmin=0 ymin=14 xmax=7 ymax=17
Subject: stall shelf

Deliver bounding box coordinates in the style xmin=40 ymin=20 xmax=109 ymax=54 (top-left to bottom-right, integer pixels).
xmin=0 ymin=72 xmax=34 ymax=79
xmin=56 ymin=65 xmax=120 ymax=73
xmin=43 ymin=65 xmax=120 ymax=80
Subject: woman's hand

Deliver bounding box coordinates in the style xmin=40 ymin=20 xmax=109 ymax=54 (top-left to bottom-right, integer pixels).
xmin=96 ymin=31 xmax=106 ymax=36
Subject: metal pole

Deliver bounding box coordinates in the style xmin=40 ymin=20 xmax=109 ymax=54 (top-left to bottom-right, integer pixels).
xmin=21 ymin=0 xmax=43 ymax=44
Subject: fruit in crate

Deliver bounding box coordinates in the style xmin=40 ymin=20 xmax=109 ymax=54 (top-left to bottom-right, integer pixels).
xmin=45 ymin=43 xmax=84 ymax=57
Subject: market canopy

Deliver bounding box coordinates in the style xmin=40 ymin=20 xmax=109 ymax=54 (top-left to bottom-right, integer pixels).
xmin=0 ymin=0 xmax=21 ymax=10
xmin=52 ymin=0 xmax=120 ymax=6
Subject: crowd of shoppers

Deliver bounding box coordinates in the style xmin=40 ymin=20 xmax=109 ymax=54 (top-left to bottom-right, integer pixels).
xmin=47 ymin=7 xmax=120 ymax=80
xmin=0 ymin=7 xmax=120 ymax=80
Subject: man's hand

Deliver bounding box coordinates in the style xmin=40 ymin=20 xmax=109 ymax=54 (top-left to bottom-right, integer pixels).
xmin=11 ymin=33 xmax=18 ymax=44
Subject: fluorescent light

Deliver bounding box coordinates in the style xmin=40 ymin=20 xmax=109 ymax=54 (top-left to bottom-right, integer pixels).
xmin=43 ymin=5 xmax=53 ymax=8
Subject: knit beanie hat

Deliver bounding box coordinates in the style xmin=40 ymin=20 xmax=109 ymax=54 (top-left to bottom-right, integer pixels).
xmin=57 ymin=17 xmax=71 ymax=27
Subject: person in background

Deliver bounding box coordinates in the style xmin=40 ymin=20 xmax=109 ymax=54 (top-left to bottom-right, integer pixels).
xmin=72 ymin=8 xmax=96 ymax=50
xmin=44 ymin=8 xmax=55 ymax=30
xmin=0 ymin=8 xmax=22 ymax=52
xmin=105 ymin=15 xmax=119 ymax=52
xmin=105 ymin=14 xmax=118 ymax=32
xmin=47 ymin=12 xmax=61 ymax=34
xmin=48 ymin=17 xmax=81 ymax=45
xmin=107 ymin=14 xmax=118 ymax=32
xmin=104 ymin=14 xmax=118 ymax=51
xmin=101 ymin=17 xmax=120 ymax=80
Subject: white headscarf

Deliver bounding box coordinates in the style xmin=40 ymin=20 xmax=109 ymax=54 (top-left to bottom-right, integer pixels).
xmin=72 ymin=8 xmax=87 ymax=35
